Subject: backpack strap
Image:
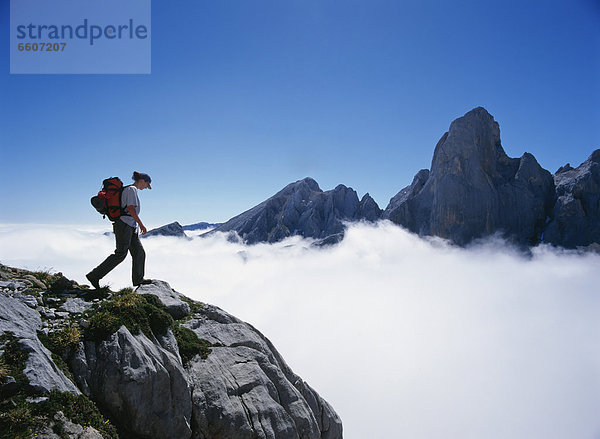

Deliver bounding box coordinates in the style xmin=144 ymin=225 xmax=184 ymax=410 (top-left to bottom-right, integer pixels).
xmin=120 ymin=184 xmax=134 ymax=217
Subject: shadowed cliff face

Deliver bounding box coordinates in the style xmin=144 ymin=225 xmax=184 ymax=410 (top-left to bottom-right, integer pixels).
xmin=384 ymin=107 xmax=556 ymax=246
xmin=544 ymin=149 xmax=600 ymax=247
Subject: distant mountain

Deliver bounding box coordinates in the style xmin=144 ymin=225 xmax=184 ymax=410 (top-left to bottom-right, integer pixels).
xmin=150 ymin=107 xmax=599 ymax=249
xmin=143 ymin=221 xmax=188 ymax=238
xmin=382 ymin=107 xmax=599 ymax=249
xmin=207 ymin=177 xmax=381 ymax=244
xmin=383 ymin=107 xmax=555 ymax=246
xmin=182 ymin=222 xmax=222 ymax=231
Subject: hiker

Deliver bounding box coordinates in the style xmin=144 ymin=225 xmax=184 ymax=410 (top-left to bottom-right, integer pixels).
xmin=86 ymin=171 xmax=153 ymax=289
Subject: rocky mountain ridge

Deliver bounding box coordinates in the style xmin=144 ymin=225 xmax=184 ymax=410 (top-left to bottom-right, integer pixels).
xmin=383 ymin=107 xmax=599 ymax=248
xmin=206 ymin=178 xmax=381 ymax=245
xmin=187 ymin=107 xmax=597 ymax=249
xmin=0 ymin=264 xmax=342 ymax=439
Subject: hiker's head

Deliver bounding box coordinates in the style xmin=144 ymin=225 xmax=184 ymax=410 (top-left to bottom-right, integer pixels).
xmin=132 ymin=171 xmax=152 ymax=190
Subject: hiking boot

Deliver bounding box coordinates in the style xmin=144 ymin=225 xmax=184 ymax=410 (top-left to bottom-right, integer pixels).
xmin=133 ymin=279 xmax=153 ymax=286
xmin=86 ymin=273 xmax=101 ymax=290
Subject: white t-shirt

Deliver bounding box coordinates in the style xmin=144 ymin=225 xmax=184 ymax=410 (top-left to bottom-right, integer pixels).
xmin=120 ymin=186 xmax=140 ymax=229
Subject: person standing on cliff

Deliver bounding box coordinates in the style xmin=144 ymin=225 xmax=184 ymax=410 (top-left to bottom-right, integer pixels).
xmin=86 ymin=171 xmax=153 ymax=289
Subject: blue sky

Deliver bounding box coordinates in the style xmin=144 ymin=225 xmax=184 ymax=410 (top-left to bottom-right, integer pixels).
xmin=1 ymin=0 xmax=598 ymax=226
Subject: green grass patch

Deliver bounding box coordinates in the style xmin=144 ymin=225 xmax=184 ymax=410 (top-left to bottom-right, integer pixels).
xmin=0 ymin=332 xmax=118 ymax=439
xmin=85 ymin=290 xmax=173 ymax=341
xmin=43 ymin=390 xmax=119 ymax=439
xmin=0 ymin=332 xmax=29 ymax=389
xmin=48 ymin=326 xmax=82 ymax=355
xmin=0 ymin=391 xmax=119 ymax=439
xmin=172 ymin=325 xmax=212 ymax=364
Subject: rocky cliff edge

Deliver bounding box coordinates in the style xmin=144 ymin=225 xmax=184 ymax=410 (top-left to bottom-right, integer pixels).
xmin=0 ymin=264 xmax=342 ymax=439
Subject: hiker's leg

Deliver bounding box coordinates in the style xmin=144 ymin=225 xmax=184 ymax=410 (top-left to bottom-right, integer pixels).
xmin=88 ymin=221 xmax=133 ymax=281
xmin=129 ymin=231 xmax=146 ymax=285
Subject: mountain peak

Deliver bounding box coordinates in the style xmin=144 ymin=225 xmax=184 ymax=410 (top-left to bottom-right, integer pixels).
xmin=386 ymin=107 xmax=554 ymax=245
xmin=210 ymin=177 xmax=380 ymax=244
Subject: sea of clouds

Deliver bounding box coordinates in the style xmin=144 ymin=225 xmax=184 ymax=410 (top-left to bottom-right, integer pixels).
xmin=1 ymin=221 xmax=599 ymax=438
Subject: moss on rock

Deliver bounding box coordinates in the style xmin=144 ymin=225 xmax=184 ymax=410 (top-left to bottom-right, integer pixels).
xmin=86 ymin=290 xmax=173 ymax=341
xmin=172 ymin=325 xmax=212 ymax=364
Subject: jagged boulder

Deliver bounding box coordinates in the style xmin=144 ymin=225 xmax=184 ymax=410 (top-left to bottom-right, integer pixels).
xmin=544 ymin=149 xmax=600 ymax=248
xmin=136 ymin=280 xmax=191 ymax=320
xmin=384 ymin=107 xmax=556 ymax=245
xmin=184 ymin=304 xmax=343 ymax=439
xmin=209 ymin=177 xmax=382 ymax=244
xmin=70 ymin=326 xmax=193 ymax=439
xmin=0 ymin=294 xmax=80 ymax=395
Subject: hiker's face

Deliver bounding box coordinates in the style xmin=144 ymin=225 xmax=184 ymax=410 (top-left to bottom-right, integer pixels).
xmin=137 ymin=180 xmax=150 ymax=190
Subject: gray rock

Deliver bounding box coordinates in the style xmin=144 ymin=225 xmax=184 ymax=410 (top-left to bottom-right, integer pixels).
xmin=144 ymin=221 xmax=189 ymax=238
xmin=0 ymin=294 xmax=80 ymax=395
xmin=18 ymin=294 xmax=39 ymax=309
xmin=0 ymin=280 xmax=23 ymax=290
xmin=384 ymin=107 xmax=555 ymax=245
xmin=26 ymin=396 xmax=49 ymax=403
xmin=184 ymin=303 xmax=343 ymax=439
xmin=70 ymin=326 xmax=192 ymax=439
xmin=544 ymin=149 xmax=600 ymax=248
xmin=59 ymin=298 xmax=93 ymax=314
xmin=41 ymin=308 xmax=56 ymax=319
xmin=136 ymin=280 xmax=191 ymax=319
xmin=15 ymin=279 xmax=33 ymax=289
xmin=22 ymin=274 xmax=48 ymax=289
xmin=55 ymin=311 xmax=70 ymax=319
xmin=209 ymin=177 xmax=381 ymax=244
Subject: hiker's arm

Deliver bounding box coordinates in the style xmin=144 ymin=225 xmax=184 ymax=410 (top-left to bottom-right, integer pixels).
xmin=127 ymin=205 xmax=147 ymax=235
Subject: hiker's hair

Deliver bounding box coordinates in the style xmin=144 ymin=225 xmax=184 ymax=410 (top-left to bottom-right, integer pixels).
xmin=132 ymin=171 xmax=141 ymax=181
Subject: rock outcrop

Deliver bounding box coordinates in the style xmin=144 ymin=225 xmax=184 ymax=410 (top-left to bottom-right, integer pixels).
xmin=209 ymin=177 xmax=382 ymax=244
xmin=383 ymin=107 xmax=556 ymax=245
xmin=0 ymin=293 xmax=80 ymax=396
xmin=71 ymin=326 xmax=193 ymax=438
xmin=184 ymin=304 xmax=343 ymax=439
xmin=544 ymin=150 xmax=600 ymax=248
xmin=0 ymin=265 xmax=343 ymax=439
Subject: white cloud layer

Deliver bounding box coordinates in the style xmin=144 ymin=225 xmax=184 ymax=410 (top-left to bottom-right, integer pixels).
xmin=1 ymin=221 xmax=599 ymax=438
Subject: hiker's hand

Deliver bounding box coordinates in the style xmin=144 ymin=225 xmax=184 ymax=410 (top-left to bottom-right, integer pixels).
xmin=140 ymin=225 xmax=147 ymax=235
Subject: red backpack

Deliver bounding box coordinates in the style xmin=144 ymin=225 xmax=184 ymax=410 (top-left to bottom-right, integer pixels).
xmin=91 ymin=177 xmax=130 ymax=221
